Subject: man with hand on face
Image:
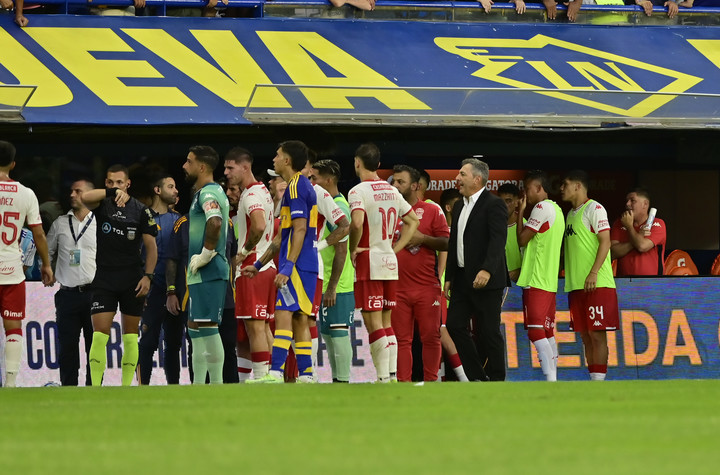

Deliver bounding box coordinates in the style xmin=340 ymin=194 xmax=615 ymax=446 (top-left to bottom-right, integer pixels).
xmin=82 ymin=164 xmax=158 ymax=386
xmin=610 ymin=187 xmax=666 ymax=276
xmin=516 ymin=170 xmax=564 ymax=382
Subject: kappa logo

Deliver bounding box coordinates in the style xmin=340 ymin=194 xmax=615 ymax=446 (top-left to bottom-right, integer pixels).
xmin=432 ymin=300 xmax=440 ymax=307
xmin=434 ymin=35 xmax=702 ymax=118
xmin=593 ymin=320 xmax=603 ymax=327
xmin=565 ymin=224 xmax=576 ymax=237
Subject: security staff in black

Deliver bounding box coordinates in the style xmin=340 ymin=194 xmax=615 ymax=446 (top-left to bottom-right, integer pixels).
xmin=82 ymin=164 xmax=158 ymax=386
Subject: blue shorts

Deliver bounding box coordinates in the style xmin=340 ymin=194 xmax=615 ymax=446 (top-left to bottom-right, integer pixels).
xmin=319 ymin=292 xmax=355 ymax=334
xmin=276 ymin=268 xmax=317 ymax=316
xmin=188 ymin=280 xmax=226 ymax=324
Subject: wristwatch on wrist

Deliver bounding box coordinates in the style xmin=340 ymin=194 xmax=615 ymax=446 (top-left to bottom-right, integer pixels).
xmin=144 ymin=273 xmax=154 ymax=281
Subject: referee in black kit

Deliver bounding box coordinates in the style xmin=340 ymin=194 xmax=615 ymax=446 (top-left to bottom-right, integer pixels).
xmin=46 ymin=179 xmax=97 ymax=386
xmin=81 ymin=164 xmax=158 ymax=386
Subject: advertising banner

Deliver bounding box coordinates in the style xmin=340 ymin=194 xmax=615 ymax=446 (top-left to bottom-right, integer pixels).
xmin=1 ymin=16 xmax=719 ymax=125
xmin=4 ymin=279 xmax=718 ymax=386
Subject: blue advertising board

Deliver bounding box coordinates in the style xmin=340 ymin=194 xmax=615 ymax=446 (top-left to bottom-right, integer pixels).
xmin=1 ymin=15 xmax=719 ymax=125
xmin=503 ymin=278 xmax=720 ymax=381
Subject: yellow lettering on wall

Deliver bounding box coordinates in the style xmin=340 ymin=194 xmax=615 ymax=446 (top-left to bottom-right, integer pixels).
xmin=606 ymin=329 xmax=619 ymax=367
xmin=122 ymin=28 xmax=289 ymax=108
xmin=622 ymin=310 xmax=659 ymax=366
xmin=687 ymin=40 xmax=720 ymax=70
xmin=662 ymin=310 xmax=702 ymax=365
xmin=555 ymin=312 xmax=581 ymax=368
xmin=25 ymin=28 xmax=194 ymax=107
xmin=0 ymin=27 xmax=72 ymax=107
xmin=526 ymin=61 xmax=593 ymax=91
xmin=257 ymin=31 xmax=429 ymax=110
xmin=501 ymin=311 xmax=523 ymax=369
xmin=568 ymin=62 xmax=642 ymax=91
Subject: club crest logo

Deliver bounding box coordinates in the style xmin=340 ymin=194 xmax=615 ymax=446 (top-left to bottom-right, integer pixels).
xmin=434 ymin=35 xmax=702 ymax=117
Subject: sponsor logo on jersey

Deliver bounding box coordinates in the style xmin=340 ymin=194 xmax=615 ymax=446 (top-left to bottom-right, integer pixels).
xmin=381 ymin=255 xmax=397 ymax=271
xmin=593 ymin=320 xmax=602 ymax=327
xmin=111 ymin=211 xmax=126 ymax=220
xmin=0 ymin=183 xmax=18 ymax=192
xmin=0 ymin=263 xmax=16 ymax=275
xmin=3 ymin=309 xmax=23 ymax=318
xmin=102 ymin=222 xmax=112 ymax=234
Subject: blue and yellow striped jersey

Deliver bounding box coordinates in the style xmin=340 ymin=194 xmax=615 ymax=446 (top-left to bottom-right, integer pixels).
xmin=279 ymin=172 xmax=318 ymax=274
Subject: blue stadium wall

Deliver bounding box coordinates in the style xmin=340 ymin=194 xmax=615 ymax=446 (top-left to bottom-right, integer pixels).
xmin=1 ymin=14 xmax=719 ymax=125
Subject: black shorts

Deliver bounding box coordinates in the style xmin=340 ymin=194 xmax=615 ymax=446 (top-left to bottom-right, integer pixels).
xmin=91 ymin=267 xmax=145 ymax=317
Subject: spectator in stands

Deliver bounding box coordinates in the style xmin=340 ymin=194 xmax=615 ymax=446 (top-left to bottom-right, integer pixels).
xmin=630 ymin=0 xmax=689 ymax=18
xmin=2 ymin=0 xmax=27 ymax=26
xmin=90 ymin=0 xmax=144 ymax=17
xmin=543 ymin=0 xmax=582 ymax=22
xmin=329 ymin=0 xmax=375 ymax=11
xmin=610 ymin=187 xmax=667 ymax=276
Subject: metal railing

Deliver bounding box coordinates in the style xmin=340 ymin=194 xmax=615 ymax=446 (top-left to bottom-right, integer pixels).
xmin=243 ymin=84 xmax=720 ymax=128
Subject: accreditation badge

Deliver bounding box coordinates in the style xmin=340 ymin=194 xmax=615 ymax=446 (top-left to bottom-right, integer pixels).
xmin=69 ymin=249 xmax=81 ymax=266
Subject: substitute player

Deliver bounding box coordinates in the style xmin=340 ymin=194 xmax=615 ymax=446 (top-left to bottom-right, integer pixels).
xmin=0 ymin=141 xmax=54 ymax=388
xmin=184 ymin=146 xmax=231 ymax=384
xmin=83 ymin=164 xmax=158 ymax=387
xmin=310 ymin=159 xmax=355 ymax=383
xmin=303 ymin=156 xmax=349 ymax=380
xmin=516 ymin=170 xmax=564 ymax=382
xmin=561 ymin=170 xmax=618 ymax=381
xmin=348 ymin=143 xmax=418 ymax=383
xmin=223 ymin=147 xmax=276 ymax=380
xmin=243 ymin=140 xmax=318 ymax=384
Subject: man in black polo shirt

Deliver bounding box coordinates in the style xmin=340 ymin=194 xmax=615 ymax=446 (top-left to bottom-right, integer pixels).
xmin=82 ymin=164 xmax=158 ymax=386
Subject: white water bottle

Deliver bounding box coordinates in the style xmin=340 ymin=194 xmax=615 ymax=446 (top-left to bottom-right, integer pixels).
xmin=279 ymin=284 xmax=295 ymax=306
xmin=644 ymin=207 xmax=657 ymax=235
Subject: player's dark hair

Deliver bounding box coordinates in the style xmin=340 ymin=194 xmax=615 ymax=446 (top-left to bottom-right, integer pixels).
xmin=190 ymin=145 xmax=220 ymax=171
xmin=392 ymin=164 xmax=420 ymax=184
xmin=307 ymin=148 xmax=318 ymax=166
xmin=498 ymin=183 xmax=520 ymax=197
xmin=418 ymin=169 xmax=431 ymax=188
xmin=279 ymin=140 xmax=309 ymax=172
xmin=313 ymin=159 xmax=341 ymax=182
xmin=107 ymin=164 xmax=130 ymax=179
xmin=355 ymin=143 xmax=381 ymax=172
xmin=440 ymin=188 xmax=461 ymax=215
xmin=565 ymin=169 xmax=590 ymax=190
xmin=524 ymin=170 xmax=550 ymax=193
xmin=0 ymin=141 xmax=16 ymax=167
xmin=225 ymin=147 xmax=253 ymax=165
xmin=153 ymin=173 xmax=174 ymax=190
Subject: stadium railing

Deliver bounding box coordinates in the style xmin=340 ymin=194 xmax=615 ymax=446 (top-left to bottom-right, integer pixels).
xmin=16 ymin=0 xmax=720 ymax=24
xmin=242 ymin=85 xmax=720 ymax=127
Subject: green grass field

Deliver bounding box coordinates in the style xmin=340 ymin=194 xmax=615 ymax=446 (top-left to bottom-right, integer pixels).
xmin=2 ymin=380 xmax=719 ymax=474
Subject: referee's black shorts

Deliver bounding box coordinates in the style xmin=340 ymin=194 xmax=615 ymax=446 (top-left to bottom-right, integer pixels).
xmin=91 ymin=267 xmax=145 ymax=317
